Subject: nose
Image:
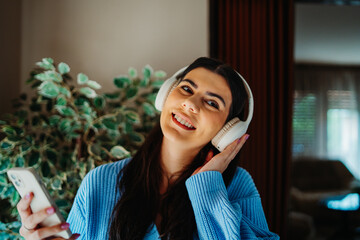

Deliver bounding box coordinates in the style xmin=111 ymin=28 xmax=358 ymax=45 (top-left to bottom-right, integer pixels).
xmin=182 ymin=98 xmax=199 ymax=113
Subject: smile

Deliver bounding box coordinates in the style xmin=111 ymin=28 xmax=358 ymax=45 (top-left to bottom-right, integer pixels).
xmin=172 ymin=113 xmax=196 ymax=130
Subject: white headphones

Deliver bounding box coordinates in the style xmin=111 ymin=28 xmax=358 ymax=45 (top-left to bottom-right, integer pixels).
xmin=155 ymin=66 xmax=254 ymax=152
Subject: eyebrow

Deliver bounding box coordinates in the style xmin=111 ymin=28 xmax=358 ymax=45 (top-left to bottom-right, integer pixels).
xmin=181 ymin=79 xmax=226 ymax=107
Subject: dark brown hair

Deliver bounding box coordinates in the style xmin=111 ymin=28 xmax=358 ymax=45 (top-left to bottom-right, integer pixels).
xmin=108 ymin=57 xmax=248 ymax=239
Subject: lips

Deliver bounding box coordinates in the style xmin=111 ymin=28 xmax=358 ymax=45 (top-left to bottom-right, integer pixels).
xmin=172 ymin=113 xmax=196 ymax=130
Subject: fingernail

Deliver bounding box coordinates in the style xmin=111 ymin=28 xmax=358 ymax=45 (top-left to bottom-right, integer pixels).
xmin=46 ymin=207 xmax=55 ymax=215
xmin=73 ymin=233 xmax=80 ymax=239
xmin=61 ymin=222 xmax=70 ymax=229
xmin=237 ymin=138 xmax=242 ymax=144
xmin=245 ymin=134 xmax=250 ymax=141
xmin=25 ymin=192 xmax=31 ymax=200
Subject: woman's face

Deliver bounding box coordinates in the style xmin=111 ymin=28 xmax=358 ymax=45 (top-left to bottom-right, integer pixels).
xmin=160 ymin=67 xmax=232 ymax=151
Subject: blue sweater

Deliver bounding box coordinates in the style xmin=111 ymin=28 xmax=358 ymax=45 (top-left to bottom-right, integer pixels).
xmin=67 ymin=158 xmax=279 ymax=239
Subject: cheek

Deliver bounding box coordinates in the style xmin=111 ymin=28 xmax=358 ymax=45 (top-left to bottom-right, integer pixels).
xmin=163 ymin=91 xmax=180 ymax=110
xmin=202 ymin=113 xmax=228 ymax=134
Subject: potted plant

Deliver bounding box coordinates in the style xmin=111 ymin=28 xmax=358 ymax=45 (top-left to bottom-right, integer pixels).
xmin=0 ymin=58 xmax=166 ymax=239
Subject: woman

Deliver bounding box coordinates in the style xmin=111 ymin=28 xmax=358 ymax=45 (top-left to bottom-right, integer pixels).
xmin=16 ymin=57 xmax=279 ymax=239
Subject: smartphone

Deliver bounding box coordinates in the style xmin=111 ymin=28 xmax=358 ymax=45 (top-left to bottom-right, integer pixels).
xmin=7 ymin=167 xmax=72 ymax=239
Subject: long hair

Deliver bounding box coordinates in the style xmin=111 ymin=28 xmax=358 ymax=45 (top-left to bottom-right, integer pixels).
xmin=108 ymin=57 xmax=248 ymax=239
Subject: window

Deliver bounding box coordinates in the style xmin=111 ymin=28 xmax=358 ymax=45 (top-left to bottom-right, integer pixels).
xmin=292 ymin=65 xmax=360 ymax=179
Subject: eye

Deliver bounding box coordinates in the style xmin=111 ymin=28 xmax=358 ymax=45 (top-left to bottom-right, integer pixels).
xmin=180 ymin=85 xmax=193 ymax=94
xmin=205 ymin=100 xmax=219 ymax=109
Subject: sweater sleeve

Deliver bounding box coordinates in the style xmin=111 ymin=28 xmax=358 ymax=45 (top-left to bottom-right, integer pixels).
xmin=66 ymin=172 xmax=90 ymax=239
xmin=185 ymin=171 xmax=279 ymax=240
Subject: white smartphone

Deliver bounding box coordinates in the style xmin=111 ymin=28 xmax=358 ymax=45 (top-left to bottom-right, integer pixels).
xmin=7 ymin=167 xmax=72 ymax=239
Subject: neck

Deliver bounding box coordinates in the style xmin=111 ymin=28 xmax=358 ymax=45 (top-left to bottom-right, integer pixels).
xmin=159 ymin=137 xmax=200 ymax=187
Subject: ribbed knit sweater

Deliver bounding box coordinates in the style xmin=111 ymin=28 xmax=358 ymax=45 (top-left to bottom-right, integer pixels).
xmin=67 ymin=158 xmax=279 ymax=239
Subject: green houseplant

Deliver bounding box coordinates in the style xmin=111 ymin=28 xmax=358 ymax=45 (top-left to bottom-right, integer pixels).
xmin=0 ymin=58 xmax=166 ymax=239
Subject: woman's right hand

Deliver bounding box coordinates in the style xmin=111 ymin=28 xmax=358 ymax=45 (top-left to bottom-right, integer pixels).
xmin=17 ymin=192 xmax=80 ymax=240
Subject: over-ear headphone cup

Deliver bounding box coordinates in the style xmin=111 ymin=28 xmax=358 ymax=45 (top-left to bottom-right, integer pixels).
xmin=155 ymin=76 xmax=177 ymax=111
xmin=211 ymin=118 xmax=248 ymax=152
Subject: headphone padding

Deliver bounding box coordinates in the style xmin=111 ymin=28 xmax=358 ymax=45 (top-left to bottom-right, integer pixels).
xmin=155 ymin=76 xmax=178 ymax=111
xmin=211 ymin=118 xmax=248 ymax=152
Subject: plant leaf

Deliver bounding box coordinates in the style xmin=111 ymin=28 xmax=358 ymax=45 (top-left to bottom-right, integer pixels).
xmin=41 ymin=161 xmax=51 ymax=177
xmin=56 ymin=106 xmax=76 ymax=117
xmin=49 ymin=115 xmax=61 ymax=126
xmin=80 ymin=87 xmax=97 ymax=98
xmin=55 ymin=199 xmax=70 ymax=208
xmin=147 ymin=93 xmax=157 ymax=105
xmin=154 ymin=70 xmax=167 ymax=79
xmin=110 ymin=146 xmax=130 ymax=159
xmin=38 ymin=81 xmax=59 ymax=98
xmin=77 ymin=73 xmax=89 ymax=85
xmin=142 ymin=65 xmax=153 ymax=79
xmin=93 ymin=96 xmax=105 ymax=109
xmin=0 ymin=175 xmax=7 ymax=185
xmin=51 ymin=177 xmax=62 ymax=190
xmin=87 ymin=80 xmax=101 ymax=90
xmin=58 ymin=62 xmax=70 ymax=74
xmin=114 ymin=76 xmax=131 ymax=88
xmin=56 ymin=96 xmax=67 ymax=106
xmin=142 ymin=102 xmax=156 ymax=117
xmin=1 ymin=142 xmax=13 ymax=150
xmin=10 ymin=191 xmax=20 ymax=206
xmin=2 ymin=185 xmax=15 ymax=198
xmin=89 ymin=143 xmax=101 ymax=156
xmin=28 ymin=151 xmax=40 ymax=166
xmin=36 ymin=58 xmax=54 ymax=70
xmin=128 ymin=67 xmax=137 ymax=78
xmin=140 ymin=77 xmax=150 ymax=87
xmin=15 ymin=156 xmax=25 ymax=167
xmin=102 ymin=117 xmax=117 ymax=130
xmin=0 ymin=158 xmax=10 ymax=173
xmin=35 ymin=72 xmax=49 ymax=81
xmin=2 ymin=126 xmax=16 ymax=136
xmin=59 ymin=87 xmax=71 ymax=98
xmin=48 ymin=71 xmax=62 ymax=83
xmin=20 ymin=142 xmax=31 ymax=153
xmin=104 ymin=92 xmax=120 ymax=99
xmin=124 ymin=110 xmax=140 ymax=124
xmin=126 ymin=87 xmax=138 ymax=99
xmin=58 ymin=119 xmax=72 ymax=133
xmin=129 ymin=132 xmax=145 ymax=145
xmin=46 ymin=149 xmax=58 ymax=166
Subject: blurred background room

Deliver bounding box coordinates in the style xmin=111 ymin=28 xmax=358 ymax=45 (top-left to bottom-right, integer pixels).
xmin=289 ymin=1 xmax=360 ymax=240
xmin=0 ymin=0 xmax=359 ymax=239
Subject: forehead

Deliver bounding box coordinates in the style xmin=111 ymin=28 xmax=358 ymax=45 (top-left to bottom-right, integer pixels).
xmin=182 ymin=67 xmax=232 ymax=97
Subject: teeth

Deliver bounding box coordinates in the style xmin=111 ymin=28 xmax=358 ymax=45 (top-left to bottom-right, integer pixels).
xmin=174 ymin=114 xmax=194 ymax=129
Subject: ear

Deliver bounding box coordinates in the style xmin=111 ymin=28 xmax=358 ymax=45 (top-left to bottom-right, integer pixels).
xmin=155 ymin=66 xmax=188 ymax=111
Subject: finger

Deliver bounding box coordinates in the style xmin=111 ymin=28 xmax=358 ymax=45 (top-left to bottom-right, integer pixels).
xmin=50 ymin=235 xmax=80 ymax=240
xmin=23 ymin=206 xmax=56 ymax=230
xmin=17 ymin=192 xmax=33 ymax=220
xmin=69 ymin=233 xmax=81 ymax=239
xmin=19 ymin=225 xmax=34 ymax=238
xmin=238 ymin=134 xmax=250 ymax=146
xmin=222 ymin=134 xmax=250 ymax=165
xmin=27 ymin=222 xmax=75 ymax=240
xmin=229 ymin=134 xmax=249 ymax=158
